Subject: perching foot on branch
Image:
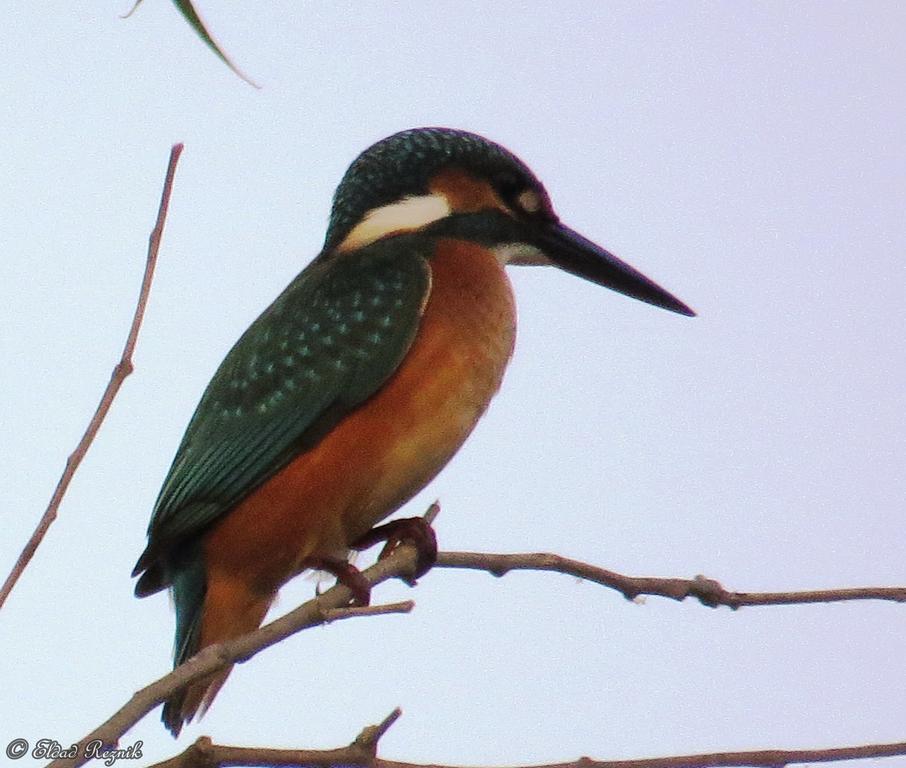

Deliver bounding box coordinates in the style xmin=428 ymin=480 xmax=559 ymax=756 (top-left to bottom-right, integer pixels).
xmin=352 ymin=516 xmax=438 ymax=585
xmin=311 ymin=556 xmax=372 ymax=606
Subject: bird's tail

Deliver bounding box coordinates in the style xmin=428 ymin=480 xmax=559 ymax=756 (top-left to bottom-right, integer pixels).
xmin=163 ymin=561 xmax=273 ymax=737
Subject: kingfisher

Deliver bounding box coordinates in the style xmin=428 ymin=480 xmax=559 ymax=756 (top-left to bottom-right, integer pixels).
xmin=133 ymin=127 xmax=694 ymax=736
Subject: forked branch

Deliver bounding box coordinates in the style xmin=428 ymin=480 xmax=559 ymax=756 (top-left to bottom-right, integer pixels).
xmin=45 ymin=531 xmax=426 ymax=768
xmin=47 ymin=514 xmax=906 ymax=768
xmin=147 ymin=710 xmax=906 ymax=768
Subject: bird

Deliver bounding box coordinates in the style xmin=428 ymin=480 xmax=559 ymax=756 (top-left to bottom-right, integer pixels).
xmin=133 ymin=126 xmax=694 ymax=736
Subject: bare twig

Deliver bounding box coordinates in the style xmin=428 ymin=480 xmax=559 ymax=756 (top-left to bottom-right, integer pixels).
xmin=47 ymin=537 xmax=425 ymax=768
xmin=323 ymin=600 xmax=415 ymax=622
xmin=0 ymin=143 xmax=184 ymax=611
xmin=146 ymin=709 xmax=403 ymax=768
xmin=46 ymin=512 xmax=906 ymax=767
xmin=423 ymin=500 xmax=441 ymax=526
xmin=435 ymin=551 xmax=906 ymax=608
xmin=146 ymin=717 xmax=906 ymax=768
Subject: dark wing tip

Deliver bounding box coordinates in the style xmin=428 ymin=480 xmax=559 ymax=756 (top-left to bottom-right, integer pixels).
xmin=133 ymin=557 xmax=168 ymax=597
xmin=162 ymin=696 xmax=186 ymax=739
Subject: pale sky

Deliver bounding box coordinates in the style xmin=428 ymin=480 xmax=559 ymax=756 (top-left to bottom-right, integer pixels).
xmin=2 ymin=3 xmax=905 ymax=767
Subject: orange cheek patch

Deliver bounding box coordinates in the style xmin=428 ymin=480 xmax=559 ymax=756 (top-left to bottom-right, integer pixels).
xmin=429 ymin=168 xmax=510 ymax=214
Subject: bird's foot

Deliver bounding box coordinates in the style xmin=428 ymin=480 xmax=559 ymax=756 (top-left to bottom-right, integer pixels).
xmin=351 ymin=516 xmax=438 ymax=585
xmin=310 ymin=556 xmax=371 ymax=606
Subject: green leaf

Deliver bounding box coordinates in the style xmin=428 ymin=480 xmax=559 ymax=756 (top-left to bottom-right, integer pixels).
xmin=172 ymin=0 xmax=260 ymax=86
xmin=124 ymin=0 xmax=260 ymax=87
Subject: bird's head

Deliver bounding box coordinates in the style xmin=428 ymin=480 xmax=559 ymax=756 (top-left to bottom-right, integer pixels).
xmin=324 ymin=127 xmax=694 ymax=316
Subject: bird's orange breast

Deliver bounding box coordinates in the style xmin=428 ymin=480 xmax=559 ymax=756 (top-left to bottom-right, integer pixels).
xmin=203 ymin=238 xmax=516 ymax=594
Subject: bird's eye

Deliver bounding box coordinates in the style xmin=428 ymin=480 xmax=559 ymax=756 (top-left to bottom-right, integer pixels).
xmin=515 ymin=189 xmax=542 ymax=215
xmin=492 ymin=172 xmax=552 ymax=219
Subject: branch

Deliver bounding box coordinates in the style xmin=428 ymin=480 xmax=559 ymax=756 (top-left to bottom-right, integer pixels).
xmin=46 ymin=536 xmax=426 ymax=768
xmin=0 ymin=143 xmax=184 ymax=611
xmin=146 ymin=712 xmax=906 ymax=768
xmin=47 ymin=514 xmax=904 ymax=768
xmin=435 ymin=551 xmax=906 ymax=608
xmin=146 ymin=709 xmax=403 ymax=768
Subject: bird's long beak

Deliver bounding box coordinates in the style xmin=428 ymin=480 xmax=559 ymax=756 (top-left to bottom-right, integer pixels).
xmin=538 ymin=222 xmax=695 ymax=316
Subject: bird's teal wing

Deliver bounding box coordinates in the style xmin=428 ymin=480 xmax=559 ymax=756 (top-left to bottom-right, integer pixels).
xmin=133 ymin=240 xmax=431 ymax=594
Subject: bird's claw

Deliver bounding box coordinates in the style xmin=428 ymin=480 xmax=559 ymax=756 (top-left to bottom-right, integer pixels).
xmin=310 ymin=556 xmax=371 ymax=606
xmin=352 ymin=516 xmax=438 ymax=585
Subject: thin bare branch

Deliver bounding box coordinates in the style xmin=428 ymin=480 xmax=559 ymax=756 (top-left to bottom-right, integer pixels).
xmin=423 ymin=500 xmax=441 ymax=526
xmin=146 ymin=716 xmax=906 ymax=768
xmin=46 ymin=513 xmax=906 ymax=767
xmin=435 ymin=551 xmax=906 ymax=608
xmin=360 ymin=708 xmax=404 ymax=750
xmin=146 ymin=709 xmax=403 ymax=768
xmin=0 ymin=143 xmax=184 ymax=611
xmin=46 ymin=537 xmax=427 ymax=768
xmin=323 ymin=601 xmax=415 ymax=622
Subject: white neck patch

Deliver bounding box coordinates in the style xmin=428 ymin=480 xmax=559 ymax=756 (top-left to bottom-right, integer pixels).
xmin=337 ymin=193 xmax=451 ymax=252
xmin=492 ymin=242 xmax=551 ymax=266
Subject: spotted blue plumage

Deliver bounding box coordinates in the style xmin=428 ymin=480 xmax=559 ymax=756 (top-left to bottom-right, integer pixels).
xmin=133 ymin=239 xmax=431 ymax=596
